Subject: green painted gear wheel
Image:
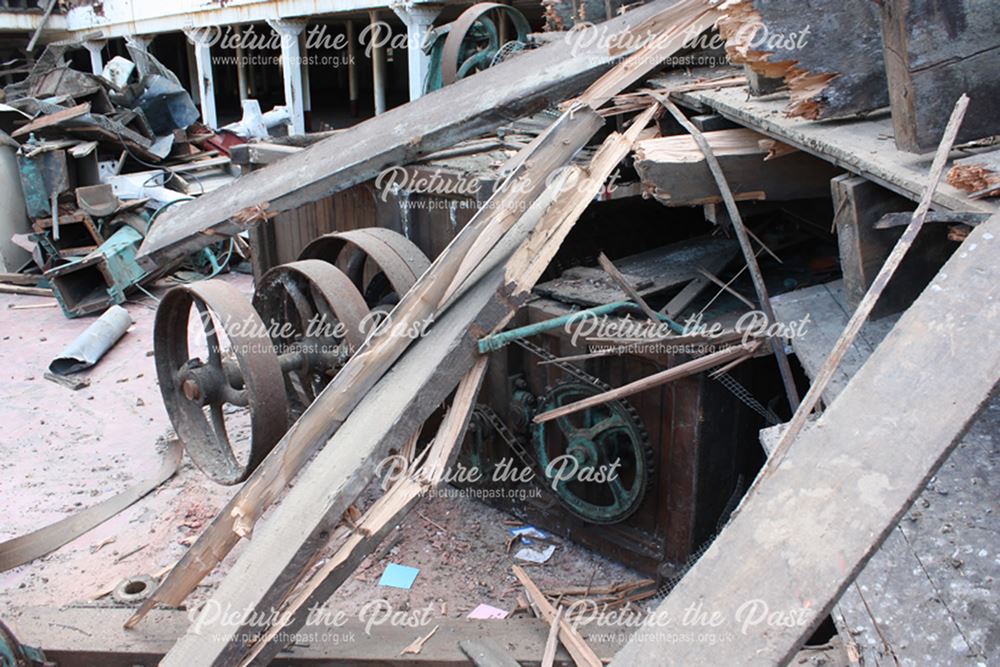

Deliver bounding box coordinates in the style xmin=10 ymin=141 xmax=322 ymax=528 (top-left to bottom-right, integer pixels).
xmin=531 ymin=381 xmax=652 ymax=524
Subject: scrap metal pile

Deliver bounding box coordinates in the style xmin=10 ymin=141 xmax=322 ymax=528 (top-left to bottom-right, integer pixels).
xmin=0 ymin=44 xmax=238 ymax=318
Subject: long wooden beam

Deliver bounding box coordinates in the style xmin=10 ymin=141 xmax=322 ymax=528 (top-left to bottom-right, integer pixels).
xmin=533 ymin=340 xmax=760 ymax=423
xmin=13 ymin=607 xmax=623 ymax=666
xmin=609 ymin=213 xmax=1000 ymax=665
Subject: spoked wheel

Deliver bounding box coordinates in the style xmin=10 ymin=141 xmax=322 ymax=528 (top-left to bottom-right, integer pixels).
xmin=297 ymin=228 xmax=430 ymax=308
xmin=253 ymin=259 xmax=370 ymax=409
xmin=531 ymin=381 xmax=652 ymax=524
xmin=440 ymin=3 xmax=532 ymax=86
xmin=154 ymin=280 xmax=289 ymax=485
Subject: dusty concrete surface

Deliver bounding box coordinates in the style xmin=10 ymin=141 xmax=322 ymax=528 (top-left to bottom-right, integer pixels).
xmin=0 ymin=273 xmax=641 ymax=630
xmin=0 ymin=275 xmax=253 ymax=614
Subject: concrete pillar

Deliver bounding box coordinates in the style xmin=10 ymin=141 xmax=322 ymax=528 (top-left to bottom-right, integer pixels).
xmin=346 ymin=20 xmax=359 ymax=116
xmin=185 ymin=29 xmax=217 ymax=128
xmin=234 ymin=26 xmax=249 ymax=101
xmin=267 ymin=19 xmax=307 ymax=135
xmin=392 ymin=3 xmax=442 ymax=101
xmin=299 ymin=31 xmax=312 ymax=129
xmin=83 ymin=40 xmax=106 ymax=75
xmin=369 ymin=10 xmax=386 ymax=115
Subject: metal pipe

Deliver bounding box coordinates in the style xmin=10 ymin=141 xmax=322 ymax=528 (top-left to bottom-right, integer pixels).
xmin=48 ymin=305 xmax=133 ymax=375
xmin=478 ymin=301 xmax=682 ymax=354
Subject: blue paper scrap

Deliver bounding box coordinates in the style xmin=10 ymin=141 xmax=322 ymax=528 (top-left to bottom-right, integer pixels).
xmin=379 ymin=562 xmax=420 ymax=589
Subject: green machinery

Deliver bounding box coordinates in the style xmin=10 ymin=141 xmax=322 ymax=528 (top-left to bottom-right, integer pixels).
xmin=424 ymin=3 xmax=532 ymax=94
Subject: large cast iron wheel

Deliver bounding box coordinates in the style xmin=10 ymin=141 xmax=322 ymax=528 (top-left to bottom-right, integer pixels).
xmin=253 ymin=259 xmax=370 ymax=409
xmin=531 ymin=381 xmax=652 ymax=524
xmin=297 ymin=228 xmax=430 ymax=308
xmin=154 ymin=280 xmax=288 ymax=485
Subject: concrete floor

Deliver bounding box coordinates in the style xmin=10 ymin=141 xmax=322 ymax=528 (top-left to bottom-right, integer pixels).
xmin=0 ymin=275 xmax=252 ymax=613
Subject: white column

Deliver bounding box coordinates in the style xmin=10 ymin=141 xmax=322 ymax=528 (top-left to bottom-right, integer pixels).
xmin=267 ymin=19 xmax=307 ymax=135
xmin=83 ymin=40 xmax=105 ymax=75
xmin=392 ymin=3 xmax=442 ymax=101
xmin=234 ymin=26 xmax=249 ymax=101
xmin=185 ymin=29 xmax=217 ymax=128
xmin=369 ymin=10 xmax=386 ymax=115
xmin=300 ymin=31 xmax=312 ymax=123
xmin=346 ymin=20 xmax=359 ymax=116
xmin=185 ymin=40 xmax=201 ymax=105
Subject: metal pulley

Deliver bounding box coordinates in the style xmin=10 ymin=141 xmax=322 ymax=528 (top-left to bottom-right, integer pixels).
xmin=154 ymin=280 xmax=289 ymax=485
xmin=424 ymin=3 xmax=532 ymax=93
xmin=154 ymin=228 xmax=431 ymax=485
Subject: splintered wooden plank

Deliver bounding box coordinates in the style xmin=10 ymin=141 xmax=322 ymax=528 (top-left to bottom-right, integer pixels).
xmin=609 ymin=214 xmax=1000 ymax=666
xmin=881 ymin=0 xmax=1000 ymax=152
xmin=634 ymin=128 xmax=839 ymax=205
xmin=236 ymin=357 xmax=490 ymax=666
xmin=719 ymin=0 xmax=888 ymax=119
xmin=134 ymin=0 xmax=697 ymax=273
xmin=769 ymin=281 xmax=997 ymax=666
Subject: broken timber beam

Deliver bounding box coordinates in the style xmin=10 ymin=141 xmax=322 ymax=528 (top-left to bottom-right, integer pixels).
xmin=634 ymin=128 xmax=839 ymax=206
xmin=135 ymin=0 xmax=714 ymax=273
xmin=238 ymin=356 xmax=491 ymax=665
xmin=609 ymin=211 xmax=1000 ymax=666
xmin=881 ymin=0 xmax=1000 ymax=153
xmin=533 ymin=340 xmax=760 ymax=424
xmin=719 ymin=0 xmax=888 ymax=120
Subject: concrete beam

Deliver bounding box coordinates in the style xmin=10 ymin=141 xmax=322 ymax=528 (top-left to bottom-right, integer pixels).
xmin=83 ymin=39 xmax=105 ymax=75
